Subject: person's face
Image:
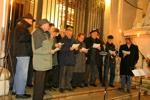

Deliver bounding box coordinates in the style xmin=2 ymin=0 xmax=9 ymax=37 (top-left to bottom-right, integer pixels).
xmin=78 ymin=35 xmax=85 ymax=42
xmin=97 ymin=34 xmax=100 ymax=39
xmin=66 ymin=30 xmax=73 ymax=38
xmin=125 ymin=39 xmax=132 ymax=44
xmin=50 ymin=26 xmax=55 ymax=33
xmin=108 ymin=39 xmax=113 ymax=44
xmin=91 ymin=32 xmax=98 ymax=39
xmin=25 ymin=18 xmax=33 ymax=25
xmin=60 ymin=29 xmax=65 ymax=38
xmin=43 ymin=23 xmax=50 ymax=32
xmin=51 ymin=32 xmax=57 ymax=38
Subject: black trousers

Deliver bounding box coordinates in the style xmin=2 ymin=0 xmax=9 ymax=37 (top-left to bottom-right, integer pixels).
xmin=97 ymin=62 xmax=103 ymax=84
xmin=59 ymin=66 xmax=73 ymax=89
xmin=45 ymin=66 xmax=60 ymax=88
xmin=33 ymin=71 xmax=46 ymax=100
xmin=71 ymin=72 xmax=86 ymax=87
xmin=27 ymin=57 xmax=33 ymax=85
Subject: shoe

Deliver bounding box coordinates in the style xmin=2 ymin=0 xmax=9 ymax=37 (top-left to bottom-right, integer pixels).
xmin=59 ymin=89 xmax=65 ymax=93
xmin=27 ymin=84 xmax=33 ymax=88
xmin=84 ymin=83 xmax=89 ymax=87
xmin=79 ymin=84 xmax=85 ymax=88
xmin=102 ymin=84 xmax=105 ymax=87
xmin=90 ymin=84 xmax=97 ymax=87
xmin=72 ymin=85 xmax=77 ymax=89
xmin=127 ymin=89 xmax=131 ymax=93
xmin=67 ymin=88 xmax=73 ymax=91
xmin=12 ymin=92 xmax=16 ymax=95
xmin=109 ymin=84 xmax=115 ymax=88
xmin=16 ymin=94 xmax=31 ymax=99
xmin=118 ymin=88 xmax=125 ymax=92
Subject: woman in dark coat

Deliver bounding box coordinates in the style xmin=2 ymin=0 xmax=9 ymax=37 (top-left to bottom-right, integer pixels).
xmin=119 ymin=37 xmax=139 ymax=93
xmin=71 ymin=33 xmax=87 ymax=88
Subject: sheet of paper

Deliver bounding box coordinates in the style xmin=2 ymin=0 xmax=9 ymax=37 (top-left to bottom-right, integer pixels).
xmin=109 ymin=50 xmax=116 ymax=55
xmin=58 ymin=42 xmax=64 ymax=46
xmin=132 ymin=69 xmax=147 ymax=76
xmin=54 ymin=48 xmax=60 ymax=52
xmin=72 ymin=44 xmax=80 ymax=49
xmin=132 ymin=70 xmax=141 ymax=76
xmin=138 ymin=69 xmax=147 ymax=76
xmin=93 ymin=43 xmax=100 ymax=48
xmin=81 ymin=48 xmax=88 ymax=52
xmin=122 ymin=50 xmax=130 ymax=55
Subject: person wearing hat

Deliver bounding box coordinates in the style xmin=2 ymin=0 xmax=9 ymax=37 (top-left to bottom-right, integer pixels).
xmin=119 ymin=37 xmax=139 ymax=93
xmin=12 ymin=13 xmax=35 ymax=99
xmin=85 ymin=29 xmax=104 ymax=87
xmin=32 ymin=19 xmax=61 ymax=100
xmin=103 ymin=35 xmax=117 ymax=87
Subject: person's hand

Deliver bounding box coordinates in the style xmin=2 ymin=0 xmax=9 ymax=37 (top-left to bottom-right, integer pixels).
xmin=74 ymin=47 xmax=78 ymax=51
xmin=80 ymin=48 xmax=88 ymax=53
xmin=55 ymin=43 xmax=62 ymax=49
xmin=123 ymin=53 xmax=128 ymax=57
xmin=70 ymin=47 xmax=74 ymax=51
xmin=96 ymin=46 xmax=101 ymax=50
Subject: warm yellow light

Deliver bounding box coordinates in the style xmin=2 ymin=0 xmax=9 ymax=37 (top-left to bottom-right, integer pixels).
xmin=119 ymin=29 xmax=122 ymax=33
xmin=10 ymin=0 xmax=13 ymax=5
xmin=137 ymin=32 xmax=141 ymax=37
xmin=105 ymin=0 xmax=111 ymax=7
xmin=10 ymin=0 xmax=14 ymax=20
xmin=2 ymin=0 xmax=7 ymax=27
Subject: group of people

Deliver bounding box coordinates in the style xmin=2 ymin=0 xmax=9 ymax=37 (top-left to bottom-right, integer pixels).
xmin=12 ymin=13 xmax=139 ymax=100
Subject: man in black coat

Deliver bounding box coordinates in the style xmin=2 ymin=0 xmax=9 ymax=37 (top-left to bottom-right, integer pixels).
xmin=12 ymin=13 xmax=35 ymax=99
xmin=119 ymin=37 xmax=139 ymax=93
xmin=85 ymin=29 xmax=103 ymax=86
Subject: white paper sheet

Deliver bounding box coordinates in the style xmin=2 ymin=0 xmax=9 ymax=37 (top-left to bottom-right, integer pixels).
xmin=71 ymin=44 xmax=80 ymax=49
xmin=122 ymin=50 xmax=130 ymax=55
xmin=109 ymin=50 xmax=116 ymax=55
xmin=93 ymin=43 xmax=100 ymax=48
xmin=58 ymin=42 xmax=64 ymax=46
xmin=51 ymin=48 xmax=60 ymax=54
xmin=132 ymin=69 xmax=147 ymax=76
xmin=81 ymin=48 xmax=88 ymax=52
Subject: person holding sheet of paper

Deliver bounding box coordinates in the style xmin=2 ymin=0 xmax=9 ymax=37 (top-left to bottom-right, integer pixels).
xmin=58 ymin=26 xmax=77 ymax=92
xmin=45 ymin=27 xmax=61 ymax=90
xmin=72 ymin=33 xmax=87 ymax=88
xmin=119 ymin=37 xmax=139 ymax=93
xmin=103 ymin=35 xmax=117 ymax=87
xmin=32 ymin=19 xmax=61 ymax=100
xmin=85 ymin=29 xmax=103 ymax=87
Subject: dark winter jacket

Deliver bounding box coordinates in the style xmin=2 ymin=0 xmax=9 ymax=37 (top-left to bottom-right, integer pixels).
xmin=85 ymin=37 xmax=103 ymax=65
xmin=59 ymin=36 xmax=77 ymax=66
xmin=14 ymin=20 xmax=32 ymax=57
xmin=119 ymin=44 xmax=139 ymax=76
